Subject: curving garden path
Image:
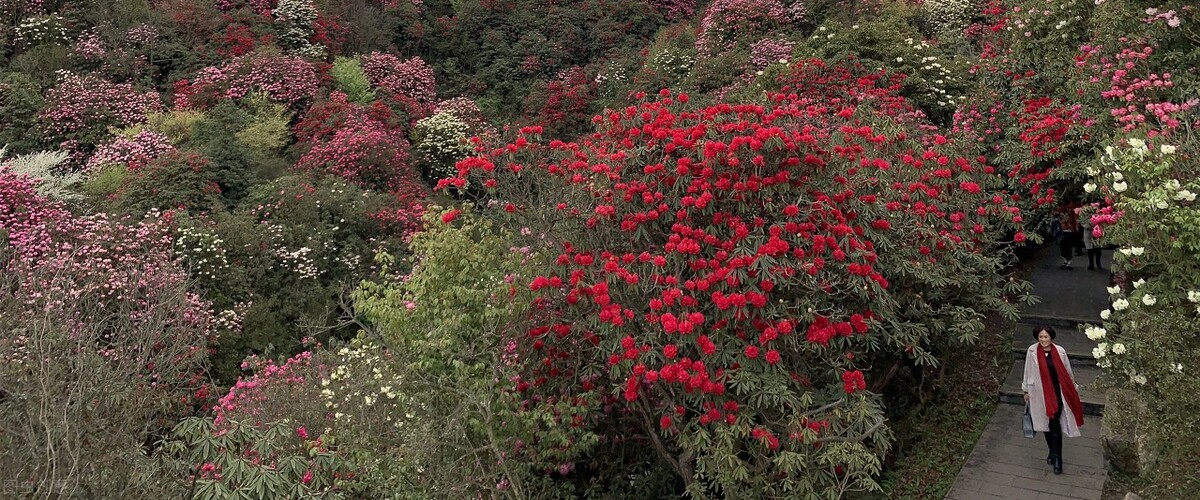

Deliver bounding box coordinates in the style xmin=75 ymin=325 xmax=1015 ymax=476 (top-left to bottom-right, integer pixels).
xmin=945 ymin=245 xmax=1111 ymax=500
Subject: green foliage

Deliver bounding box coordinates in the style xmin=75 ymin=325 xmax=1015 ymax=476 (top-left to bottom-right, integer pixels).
xmin=81 ymin=163 xmax=130 ymax=200
xmin=6 ymin=45 xmax=73 ymax=88
xmin=0 ymin=72 xmax=46 ymax=154
xmin=144 ymin=109 xmax=208 ymax=145
xmin=162 ymin=417 xmax=350 ymax=499
xmin=111 ymin=150 xmax=223 ymax=214
xmin=201 ymin=175 xmax=397 ymax=383
xmin=330 ymin=57 xmax=376 ymax=104
xmin=234 ymin=94 xmax=291 ymax=153
xmin=350 ymin=206 xmax=600 ymax=498
xmin=684 ymin=48 xmax=749 ymax=94
xmin=0 ymin=147 xmax=80 ymax=202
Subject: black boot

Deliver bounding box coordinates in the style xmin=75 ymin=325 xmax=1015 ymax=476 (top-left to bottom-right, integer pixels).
xmin=1046 ymin=452 xmax=1054 ymax=465
xmin=1051 ymin=433 xmax=1064 ymax=474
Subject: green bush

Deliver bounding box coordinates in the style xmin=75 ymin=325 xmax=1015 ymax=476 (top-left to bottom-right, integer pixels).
xmin=330 ymin=56 xmax=376 ymax=104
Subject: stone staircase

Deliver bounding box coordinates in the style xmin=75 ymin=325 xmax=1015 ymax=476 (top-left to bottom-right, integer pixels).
xmin=946 ymin=245 xmax=1113 ymax=500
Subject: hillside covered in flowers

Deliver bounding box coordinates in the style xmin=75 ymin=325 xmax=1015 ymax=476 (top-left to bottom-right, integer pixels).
xmin=0 ymin=0 xmax=1196 ymax=497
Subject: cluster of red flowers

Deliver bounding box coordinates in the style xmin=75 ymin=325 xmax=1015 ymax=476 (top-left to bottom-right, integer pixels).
xmin=448 ymin=59 xmax=1027 ymax=452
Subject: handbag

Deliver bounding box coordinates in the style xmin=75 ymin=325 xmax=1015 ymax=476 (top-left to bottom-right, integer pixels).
xmin=1022 ymin=403 xmax=1036 ymax=438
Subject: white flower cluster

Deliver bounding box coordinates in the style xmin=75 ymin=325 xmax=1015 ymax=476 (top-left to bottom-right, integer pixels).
xmin=923 ymin=0 xmax=972 ymax=38
xmin=320 ymin=342 xmax=407 ymax=429
xmin=274 ymin=0 xmax=325 ymax=58
xmin=649 ymin=48 xmax=695 ymax=80
xmin=415 ymin=111 xmax=473 ymax=181
xmin=259 ymin=222 xmax=321 ymax=280
xmin=594 ymin=63 xmax=629 ymax=91
xmin=14 ymin=15 xmax=67 ymax=48
xmin=273 ymin=245 xmax=319 ymax=280
xmin=212 ymin=302 xmax=250 ymax=334
xmin=900 ymin=37 xmax=967 ymax=108
xmin=174 ymin=226 xmax=230 ymax=282
xmin=1007 ymin=0 xmax=1086 ymax=41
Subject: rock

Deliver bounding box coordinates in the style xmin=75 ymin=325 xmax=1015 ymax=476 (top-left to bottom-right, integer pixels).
xmin=1123 ymin=493 xmax=1142 ymax=500
xmin=1101 ymin=389 xmax=1158 ymax=475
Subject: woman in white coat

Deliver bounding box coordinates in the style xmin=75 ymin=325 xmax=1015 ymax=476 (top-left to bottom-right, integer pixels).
xmin=1022 ymin=325 xmax=1085 ymax=474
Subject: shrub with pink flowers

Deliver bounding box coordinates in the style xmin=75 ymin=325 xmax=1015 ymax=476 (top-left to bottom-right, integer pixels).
xmin=0 ymin=168 xmax=218 ymax=413
xmin=37 ymin=72 xmax=163 ymax=163
xmin=85 ymin=130 xmax=177 ymax=171
xmin=648 ymin=0 xmax=695 ymax=21
xmin=295 ymin=115 xmax=417 ymax=193
xmin=174 ymin=51 xmax=320 ymax=109
xmin=695 ymin=0 xmax=789 ymax=56
xmin=361 ymin=51 xmax=438 ymax=104
xmin=749 ymin=37 xmax=794 ymax=69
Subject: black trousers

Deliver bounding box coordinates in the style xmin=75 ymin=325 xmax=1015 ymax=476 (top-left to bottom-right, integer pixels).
xmin=1088 ymin=248 xmax=1102 ymax=268
xmin=1044 ymin=410 xmax=1063 ymax=458
xmin=1059 ymin=234 xmax=1076 ymax=262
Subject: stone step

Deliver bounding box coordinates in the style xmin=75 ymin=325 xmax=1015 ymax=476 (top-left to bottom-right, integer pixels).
xmin=1011 ymin=321 xmax=1097 ymax=366
xmin=1021 ymin=247 xmax=1114 ymax=325
xmin=998 ymin=359 xmax=1105 ymax=416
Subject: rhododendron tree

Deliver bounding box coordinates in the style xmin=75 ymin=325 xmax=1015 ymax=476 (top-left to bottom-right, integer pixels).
xmin=361 ymin=51 xmax=438 ymax=104
xmin=37 ymin=72 xmax=163 ymax=165
xmin=649 ymin=0 xmax=695 ymax=21
xmin=295 ymin=115 xmax=417 ymax=193
xmin=695 ymin=0 xmax=789 ymax=56
xmin=443 ymin=60 xmax=1031 ymax=496
xmin=0 ymin=170 xmax=219 ymax=495
xmin=174 ymin=51 xmax=320 ymax=109
xmin=85 ymin=129 xmax=177 ymax=171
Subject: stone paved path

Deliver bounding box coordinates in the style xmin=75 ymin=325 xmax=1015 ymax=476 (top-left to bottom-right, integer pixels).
xmin=945 ymin=245 xmax=1111 ymax=500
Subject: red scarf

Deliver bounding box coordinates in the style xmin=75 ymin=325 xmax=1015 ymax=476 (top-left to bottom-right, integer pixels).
xmin=1035 ymin=343 xmax=1084 ymax=427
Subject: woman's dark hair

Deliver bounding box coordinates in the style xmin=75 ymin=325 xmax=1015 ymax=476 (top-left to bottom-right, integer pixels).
xmin=1032 ymin=325 xmax=1057 ymax=340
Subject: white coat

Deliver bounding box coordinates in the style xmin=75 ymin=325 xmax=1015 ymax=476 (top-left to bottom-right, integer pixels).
xmin=1022 ymin=343 xmax=1082 ymax=437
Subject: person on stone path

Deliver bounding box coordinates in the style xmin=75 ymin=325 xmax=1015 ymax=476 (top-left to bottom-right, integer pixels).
xmin=1080 ymin=211 xmax=1103 ymax=271
xmin=1056 ymin=207 xmax=1080 ymax=270
xmin=1022 ymin=325 xmax=1085 ymax=475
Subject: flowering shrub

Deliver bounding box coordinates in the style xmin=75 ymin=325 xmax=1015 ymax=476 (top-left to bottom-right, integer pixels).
xmin=0 ymin=169 xmax=217 ymax=415
xmin=1080 ymin=137 xmax=1199 ymax=492
xmin=413 ymin=110 xmax=472 ymax=181
xmin=361 ymin=51 xmax=438 ymax=104
xmin=175 ymin=52 xmax=319 ymax=109
xmin=648 ymin=0 xmax=695 ymax=21
xmin=695 ymin=0 xmax=788 ymax=56
xmin=1074 ymin=42 xmax=1197 ymax=136
xmin=273 ymin=0 xmax=324 ymax=58
xmin=37 ymin=72 xmax=163 ymax=163
xmin=85 ymin=129 xmax=177 ymax=171
xmin=749 ymin=37 xmax=793 ymax=69
xmin=443 ymin=60 xmax=1030 ymax=496
xmin=295 ymin=115 xmax=416 ymax=193
xmin=0 ymin=240 xmax=210 ymax=498
xmin=72 ymin=30 xmax=106 ymax=61
xmin=352 ymin=207 xmax=603 ymax=497
xmin=165 ymin=416 xmax=349 ymax=497
xmin=523 ymin=66 xmax=594 ymax=138
xmin=13 ymin=14 xmax=65 ymax=48
xmin=922 ymin=0 xmax=972 ymax=38
xmin=434 ymin=96 xmax=493 ymax=136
